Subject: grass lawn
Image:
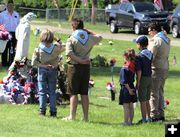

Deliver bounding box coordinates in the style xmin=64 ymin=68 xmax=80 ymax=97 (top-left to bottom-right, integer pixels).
xmin=0 ymin=30 xmax=180 ymax=137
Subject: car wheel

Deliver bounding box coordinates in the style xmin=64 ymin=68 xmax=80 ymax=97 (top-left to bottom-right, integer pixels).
xmin=110 ymin=21 xmax=118 ymax=33
xmin=134 ymin=22 xmax=141 ymax=35
xmin=172 ymin=25 xmax=180 ymax=38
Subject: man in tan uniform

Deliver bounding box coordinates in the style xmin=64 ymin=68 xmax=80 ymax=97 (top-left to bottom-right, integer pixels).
xmin=148 ymin=23 xmax=170 ymax=121
xmin=63 ymin=18 xmax=102 ymax=122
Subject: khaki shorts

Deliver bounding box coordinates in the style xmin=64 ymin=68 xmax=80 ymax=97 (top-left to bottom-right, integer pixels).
xmin=67 ymin=64 xmax=90 ymax=95
xmin=138 ymin=76 xmax=152 ymax=102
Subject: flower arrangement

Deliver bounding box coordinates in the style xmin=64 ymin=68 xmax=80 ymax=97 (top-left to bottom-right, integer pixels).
xmin=106 ymin=82 xmax=116 ymax=92
xmin=0 ymin=24 xmax=11 ymax=41
xmin=109 ymin=58 xmax=116 ymax=67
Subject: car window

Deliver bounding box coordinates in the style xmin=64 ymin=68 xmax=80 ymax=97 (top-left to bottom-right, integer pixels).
xmin=126 ymin=4 xmax=134 ymax=12
xmin=175 ymin=7 xmax=180 ymax=15
xmin=119 ymin=3 xmax=129 ymax=11
xmin=134 ymin=3 xmax=158 ymax=12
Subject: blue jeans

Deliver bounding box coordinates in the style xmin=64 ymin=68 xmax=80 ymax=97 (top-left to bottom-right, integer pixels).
xmin=38 ymin=67 xmax=57 ymax=113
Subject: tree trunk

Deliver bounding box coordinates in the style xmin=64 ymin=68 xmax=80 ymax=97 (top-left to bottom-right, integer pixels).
xmin=91 ymin=0 xmax=97 ymax=25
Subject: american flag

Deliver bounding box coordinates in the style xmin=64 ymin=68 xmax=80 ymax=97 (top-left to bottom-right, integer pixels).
xmin=0 ymin=24 xmax=6 ymax=31
xmin=154 ymin=0 xmax=164 ymax=10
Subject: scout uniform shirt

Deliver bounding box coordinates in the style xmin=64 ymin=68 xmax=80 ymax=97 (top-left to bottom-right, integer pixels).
xmin=148 ymin=31 xmax=170 ymax=70
xmin=31 ymin=43 xmax=64 ymax=68
xmin=66 ymin=29 xmax=102 ymax=64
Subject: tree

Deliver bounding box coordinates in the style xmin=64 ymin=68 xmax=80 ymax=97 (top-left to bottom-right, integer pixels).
xmin=91 ymin=0 xmax=97 ymax=24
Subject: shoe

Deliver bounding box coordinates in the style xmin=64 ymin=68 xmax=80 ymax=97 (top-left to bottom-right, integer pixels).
xmin=158 ymin=117 xmax=165 ymax=121
xmin=146 ymin=118 xmax=152 ymax=122
xmin=136 ymin=119 xmax=147 ymax=124
xmin=39 ymin=111 xmax=46 ymax=116
xmin=50 ymin=111 xmax=57 ymax=117
xmin=151 ymin=117 xmax=159 ymax=122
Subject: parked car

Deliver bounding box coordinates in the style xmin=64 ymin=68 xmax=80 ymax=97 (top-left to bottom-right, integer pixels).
xmin=105 ymin=2 xmax=170 ymax=34
xmin=170 ymin=6 xmax=180 ymax=38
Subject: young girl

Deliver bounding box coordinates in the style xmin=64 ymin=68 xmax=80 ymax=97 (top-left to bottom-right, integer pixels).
xmin=119 ymin=48 xmax=137 ymax=125
xmin=31 ymin=29 xmax=64 ymax=117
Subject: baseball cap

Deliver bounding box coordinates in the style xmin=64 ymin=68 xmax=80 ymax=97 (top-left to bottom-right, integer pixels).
xmin=133 ymin=35 xmax=148 ymax=46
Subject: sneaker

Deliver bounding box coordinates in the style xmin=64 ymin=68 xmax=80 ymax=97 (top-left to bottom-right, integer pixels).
xmin=158 ymin=117 xmax=165 ymax=121
xmin=39 ymin=111 xmax=46 ymax=116
xmin=50 ymin=111 xmax=57 ymax=117
xmin=146 ymin=118 xmax=152 ymax=122
xmin=151 ymin=117 xmax=159 ymax=122
xmin=136 ymin=119 xmax=147 ymax=124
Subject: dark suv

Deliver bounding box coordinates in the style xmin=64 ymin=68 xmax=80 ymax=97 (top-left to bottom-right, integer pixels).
xmin=170 ymin=6 xmax=180 ymax=38
xmin=105 ymin=2 xmax=170 ymax=34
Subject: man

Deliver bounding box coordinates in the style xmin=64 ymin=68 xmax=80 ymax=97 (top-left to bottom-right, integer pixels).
xmin=63 ymin=18 xmax=102 ymax=122
xmin=148 ymin=23 xmax=170 ymax=121
xmin=0 ymin=0 xmax=20 ymax=66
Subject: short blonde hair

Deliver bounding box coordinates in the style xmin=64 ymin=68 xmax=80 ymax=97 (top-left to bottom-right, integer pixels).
xmin=40 ymin=29 xmax=54 ymax=43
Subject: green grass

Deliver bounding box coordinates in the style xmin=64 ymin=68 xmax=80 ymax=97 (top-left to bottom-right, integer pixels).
xmin=0 ymin=31 xmax=180 ymax=137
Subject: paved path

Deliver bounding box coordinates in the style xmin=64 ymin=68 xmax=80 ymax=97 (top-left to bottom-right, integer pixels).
xmin=32 ymin=25 xmax=180 ymax=46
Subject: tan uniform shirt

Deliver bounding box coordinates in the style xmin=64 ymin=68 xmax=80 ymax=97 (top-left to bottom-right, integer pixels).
xmin=31 ymin=44 xmax=64 ymax=68
xmin=148 ymin=34 xmax=170 ymax=70
xmin=66 ymin=34 xmax=102 ymax=64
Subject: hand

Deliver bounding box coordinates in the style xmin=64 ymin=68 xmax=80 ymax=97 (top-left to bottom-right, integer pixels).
xmin=80 ymin=58 xmax=91 ymax=64
xmin=47 ymin=64 xmax=54 ymax=69
xmin=129 ymin=88 xmax=135 ymax=95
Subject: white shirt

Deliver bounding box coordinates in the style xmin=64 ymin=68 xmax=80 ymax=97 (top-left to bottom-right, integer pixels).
xmin=0 ymin=10 xmax=20 ymax=32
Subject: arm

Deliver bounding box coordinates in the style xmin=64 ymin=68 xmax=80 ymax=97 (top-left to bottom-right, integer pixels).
xmin=31 ymin=49 xmax=55 ymax=69
xmin=68 ymin=52 xmax=90 ymax=64
xmin=125 ymin=84 xmax=135 ymax=95
xmin=31 ymin=48 xmax=41 ymax=67
xmin=136 ymin=70 xmax=142 ymax=90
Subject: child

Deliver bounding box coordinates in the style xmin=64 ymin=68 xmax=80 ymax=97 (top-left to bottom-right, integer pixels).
xmin=135 ymin=35 xmax=153 ymax=123
xmin=119 ymin=48 xmax=137 ymax=126
xmin=31 ymin=29 xmax=64 ymax=117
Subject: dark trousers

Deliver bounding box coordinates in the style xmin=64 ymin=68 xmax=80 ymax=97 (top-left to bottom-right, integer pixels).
xmin=1 ymin=32 xmax=17 ymax=66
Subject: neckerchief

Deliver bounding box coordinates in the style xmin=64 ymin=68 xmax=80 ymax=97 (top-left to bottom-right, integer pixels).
xmin=156 ymin=31 xmax=170 ymax=45
xmin=39 ymin=43 xmax=54 ymax=54
xmin=140 ymin=48 xmax=153 ymax=60
xmin=72 ymin=29 xmax=89 ymax=45
xmin=123 ymin=61 xmax=135 ymax=73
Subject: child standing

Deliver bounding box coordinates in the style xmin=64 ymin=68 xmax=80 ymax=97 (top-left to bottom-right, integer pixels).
xmin=135 ymin=35 xmax=153 ymax=123
xmin=31 ymin=29 xmax=64 ymax=117
xmin=119 ymin=48 xmax=137 ymax=126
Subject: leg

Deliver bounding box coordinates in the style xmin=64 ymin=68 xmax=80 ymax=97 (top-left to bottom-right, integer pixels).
xmin=69 ymin=95 xmax=78 ymax=120
xmin=48 ymin=69 xmax=57 ymax=116
xmin=150 ymin=77 xmax=160 ymax=118
xmin=1 ymin=41 xmax=9 ymax=66
xmin=38 ymin=68 xmax=48 ymax=115
xmin=38 ymin=81 xmax=47 ymax=115
xmin=158 ymin=78 xmax=166 ymax=119
xmin=129 ymin=103 xmax=134 ymax=124
xmin=140 ymin=101 xmax=147 ymax=121
xmin=123 ymin=103 xmax=130 ymax=124
xmin=146 ymin=100 xmax=151 ymax=119
xmin=81 ymin=95 xmax=89 ymax=122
